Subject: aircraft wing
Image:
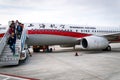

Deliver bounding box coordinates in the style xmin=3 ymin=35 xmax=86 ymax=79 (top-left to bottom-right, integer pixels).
xmin=76 ymin=32 xmax=120 ymax=43
xmin=102 ymin=32 xmax=120 ymax=43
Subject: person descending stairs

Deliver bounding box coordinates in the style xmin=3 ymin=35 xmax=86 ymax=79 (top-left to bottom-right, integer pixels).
xmin=0 ymin=20 xmax=28 ymax=66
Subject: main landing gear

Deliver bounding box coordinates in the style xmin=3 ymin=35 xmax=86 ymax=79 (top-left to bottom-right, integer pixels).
xmin=33 ymin=45 xmax=53 ymax=52
xmin=103 ymin=45 xmax=111 ymax=51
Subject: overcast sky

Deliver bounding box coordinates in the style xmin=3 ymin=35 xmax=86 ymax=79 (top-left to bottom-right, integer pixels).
xmin=0 ymin=0 xmax=120 ymax=26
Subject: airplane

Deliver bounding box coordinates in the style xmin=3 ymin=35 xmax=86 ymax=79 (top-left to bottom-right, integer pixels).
xmin=1 ymin=22 xmax=120 ymax=52
xmin=0 ymin=25 xmax=8 ymax=40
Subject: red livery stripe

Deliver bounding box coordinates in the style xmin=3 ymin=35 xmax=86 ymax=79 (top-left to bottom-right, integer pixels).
xmin=27 ymin=29 xmax=91 ymax=38
xmin=0 ymin=73 xmax=39 ymax=80
xmin=0 ymin=33 xmax=4 ymax=38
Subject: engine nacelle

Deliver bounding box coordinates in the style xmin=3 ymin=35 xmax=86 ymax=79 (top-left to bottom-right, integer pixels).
xmin=81 ymin=36 xmax=109 ymax=49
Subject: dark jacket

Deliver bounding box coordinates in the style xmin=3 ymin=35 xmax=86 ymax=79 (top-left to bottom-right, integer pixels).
xmin=8 ymin=35 xmax=16 ymax=45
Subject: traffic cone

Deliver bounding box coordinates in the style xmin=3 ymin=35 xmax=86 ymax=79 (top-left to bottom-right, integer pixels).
xmin=75 ymin=52 xmax=79 ymax=56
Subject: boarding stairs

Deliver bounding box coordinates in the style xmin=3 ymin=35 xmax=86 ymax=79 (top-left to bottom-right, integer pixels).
xmin=0 ymin=27 xmax=27 ymax=66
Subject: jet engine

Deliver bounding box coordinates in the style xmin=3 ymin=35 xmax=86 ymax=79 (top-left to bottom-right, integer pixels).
xmin=81 ymin=36 xmax=109 ymax=50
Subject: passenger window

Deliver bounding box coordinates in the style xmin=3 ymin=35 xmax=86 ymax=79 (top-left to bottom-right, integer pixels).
xmin=76 ymin=30 xmax=78 ymax=32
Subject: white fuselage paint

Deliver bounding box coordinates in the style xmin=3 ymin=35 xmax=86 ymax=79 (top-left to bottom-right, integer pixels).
xmin=25 ymin=23 xmax=120 ymax=46
xmin=1 ymin=23 xmax=120 ymax=46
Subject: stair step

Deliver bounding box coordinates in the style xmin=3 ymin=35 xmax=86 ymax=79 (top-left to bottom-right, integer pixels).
xmin=0 ymin=58 xmax=19 ymax=61
xmin=0 ymin=60 xmax=19 ymax=66
xmin=2 ymin=50 xmax=19 ymax=53
xmin=0 ymin=54 xmax=19 ymax=57
xmin=3 ymin=50 xmax=12 ymax=52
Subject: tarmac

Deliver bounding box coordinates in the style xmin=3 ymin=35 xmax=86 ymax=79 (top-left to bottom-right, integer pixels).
xmin=0 ymin=43 xmax=120 ymax=80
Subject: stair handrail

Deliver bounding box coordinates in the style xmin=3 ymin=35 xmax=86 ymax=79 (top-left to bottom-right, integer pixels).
xmin=0 ymin=27 xmax=9 ymax=55
xmin=20 ymin=28 xmax=27 ymax=52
